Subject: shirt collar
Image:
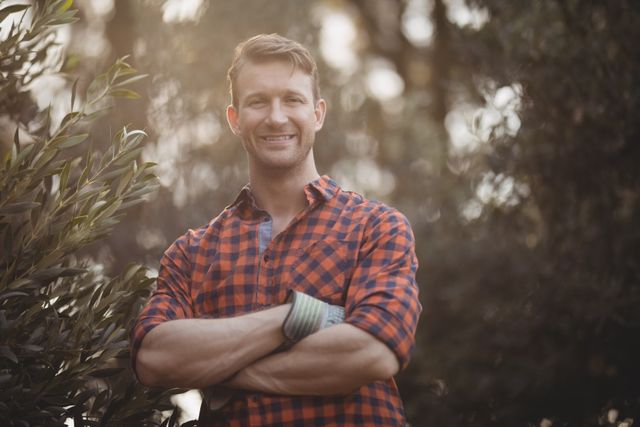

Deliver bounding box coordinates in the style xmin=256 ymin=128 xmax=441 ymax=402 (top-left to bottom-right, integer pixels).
xmin=227 ymin=175 xmax=339 ymax=215
xmin=227 ymin=185 xmax=259 ymax=218
xmin=305 ymin=175 xmax=340 ymax=203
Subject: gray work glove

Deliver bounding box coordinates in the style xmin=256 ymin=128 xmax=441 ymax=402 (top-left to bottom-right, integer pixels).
xmin=282 ymin=290 xmax=345 ymax=346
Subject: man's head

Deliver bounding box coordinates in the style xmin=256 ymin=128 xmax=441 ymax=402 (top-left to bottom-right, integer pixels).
xmin=225 ymin=34 xmax=326 ymax=178
xmin=227 ymin=33 xmax=320 ymax=109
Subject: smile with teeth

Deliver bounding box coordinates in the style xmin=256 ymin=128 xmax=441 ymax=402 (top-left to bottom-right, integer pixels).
xmin=261 ymin=134 xmax=295 ymax=142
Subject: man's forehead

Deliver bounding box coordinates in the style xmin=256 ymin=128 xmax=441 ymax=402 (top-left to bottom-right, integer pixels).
xmin=235 ymin=60 xmax=314 ymax=96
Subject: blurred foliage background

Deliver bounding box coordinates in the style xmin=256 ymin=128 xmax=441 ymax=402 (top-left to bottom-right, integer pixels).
xmin=2 ymin=0 xmax=640 ymax=425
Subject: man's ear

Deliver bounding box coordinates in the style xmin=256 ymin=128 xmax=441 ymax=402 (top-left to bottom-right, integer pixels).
xmin=226 ymin=104 xmax=240 ymax=135
xmin=314 ymin=99 xmax=327 ymax=132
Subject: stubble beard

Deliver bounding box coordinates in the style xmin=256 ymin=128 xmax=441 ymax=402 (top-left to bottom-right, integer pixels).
xmin=245 ymin=136 xmax=315 ymax=177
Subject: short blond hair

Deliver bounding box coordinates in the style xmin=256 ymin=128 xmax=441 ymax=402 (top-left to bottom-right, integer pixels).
xmin=227 ymin=33 xmax=320 ymax=108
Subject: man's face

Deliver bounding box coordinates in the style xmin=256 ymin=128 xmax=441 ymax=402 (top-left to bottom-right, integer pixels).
xmin=226 ymin=60 xmax=326 ymax=174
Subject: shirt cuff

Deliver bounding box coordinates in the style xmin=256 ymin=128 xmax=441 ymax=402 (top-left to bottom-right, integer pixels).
xmin=345 ymin=305 xmax=416 ymax=371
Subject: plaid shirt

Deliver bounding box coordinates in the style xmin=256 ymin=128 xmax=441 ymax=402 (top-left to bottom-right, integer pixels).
xmin=131 ymin=175 xmax=421 ymax=426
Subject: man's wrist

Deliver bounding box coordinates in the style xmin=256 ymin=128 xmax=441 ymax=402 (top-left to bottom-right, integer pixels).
xmin=281 ymin=290 xmax=345 ymax=346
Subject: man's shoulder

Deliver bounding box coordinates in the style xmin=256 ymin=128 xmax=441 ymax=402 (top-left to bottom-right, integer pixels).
xmin=334 ymin=186 xmax=408 ymax=224
xmin=169 ymin=208 xmax=235 ymax=251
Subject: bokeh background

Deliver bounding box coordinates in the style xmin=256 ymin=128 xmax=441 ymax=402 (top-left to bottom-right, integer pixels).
xmin=6 ymin=0 xmax=640 ymax=425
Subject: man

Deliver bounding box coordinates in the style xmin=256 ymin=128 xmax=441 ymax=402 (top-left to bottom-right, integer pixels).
xmin=131 ymin=33 xmax=421 ymax=426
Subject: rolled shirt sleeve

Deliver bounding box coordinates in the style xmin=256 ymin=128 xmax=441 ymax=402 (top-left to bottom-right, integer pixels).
xmin=130 ymin=230 xmax=197 ymax=373
xmin=344 ymin=208 xmax=421 ymax=370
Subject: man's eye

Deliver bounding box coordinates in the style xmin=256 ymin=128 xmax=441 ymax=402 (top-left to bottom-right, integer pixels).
xmin=286 ymin=97 xmax=303 ymax=103
xmin=248 ymin=100 xmax=265 ymax=107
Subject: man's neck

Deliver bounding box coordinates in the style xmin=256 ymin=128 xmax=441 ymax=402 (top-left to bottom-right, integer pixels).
xmin=249 ymin=166 xmax=320 ymax=219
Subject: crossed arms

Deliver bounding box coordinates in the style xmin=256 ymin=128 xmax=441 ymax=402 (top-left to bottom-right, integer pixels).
xmin=135 ymin=306 xmax=399 ymax=395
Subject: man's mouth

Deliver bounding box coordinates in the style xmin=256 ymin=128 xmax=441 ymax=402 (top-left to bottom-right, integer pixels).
xmin=261 ymin=134 xmax=295 ymax=142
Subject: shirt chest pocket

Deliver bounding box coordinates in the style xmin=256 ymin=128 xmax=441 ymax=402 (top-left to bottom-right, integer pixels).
xmin=284 ymin=239 xmax=354 ymax=306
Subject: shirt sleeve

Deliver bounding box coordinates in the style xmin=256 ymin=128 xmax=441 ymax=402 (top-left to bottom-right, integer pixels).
xmin=130 ymin=231 xmax=197 ymax=374
xmin=344 ymin=207 xmax=422 ymax=370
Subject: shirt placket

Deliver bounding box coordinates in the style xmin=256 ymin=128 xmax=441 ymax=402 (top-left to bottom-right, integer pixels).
xmin=254 ymin=199 xmax=320 ymax=307
xmin=256 ymin=215 xmax=273 ymax=307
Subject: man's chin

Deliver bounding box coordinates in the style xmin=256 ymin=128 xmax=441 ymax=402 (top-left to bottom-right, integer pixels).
xmin=251 ymin=150 xmax=313 ymax=171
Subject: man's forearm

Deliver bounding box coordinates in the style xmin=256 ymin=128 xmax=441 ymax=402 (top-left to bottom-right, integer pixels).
xmin=225 ymin=323 xmax=399 ymax=396
xmin=135 ymin=304 xmax=290 ymax=389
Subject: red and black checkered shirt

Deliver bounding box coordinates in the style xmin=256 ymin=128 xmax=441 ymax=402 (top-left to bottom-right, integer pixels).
xmin=131 ymin=175 xmax=421 ymax=426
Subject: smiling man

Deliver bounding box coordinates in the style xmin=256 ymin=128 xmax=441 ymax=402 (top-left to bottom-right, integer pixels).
xmin=131 ymin=34 xmax=421 ymax=426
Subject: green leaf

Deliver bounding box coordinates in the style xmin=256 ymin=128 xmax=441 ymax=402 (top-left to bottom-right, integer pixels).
xmin=19 ymin=344 xmax=44 ymax=352
xmin=57 ymin=0 xmax=73 ymax=13
xmin=59 ymin=161 xmax=71 ymax=190
xmin=32 ymin=147 xmax=58 ymax=170
xmin=11 ymin=143 xmax=36 ymax=168
xmin=0 ymin=4 xmax=29 ymax=23
xmin=70 ymin=77 xmax=78 ymax=110
xmin=30 ymin=248 xmax=63 ymax=273
xmin=0 ymin=291 xmax=29 ymax=302
xmin=117 ymin=198 xmax=146 ymax=210
xmin=45 ymin=9 xmax=78 ymax=26
xmin=77 ymin=156 xmax=90 ymax=186
xmin=8 ymin=278 xmax=34 ymax=290
xmin=91 ymin=389 xmax=110 ymax=412
xmin=51 ymin=133 xmax=89 ymax=149
xmin=70 ymin=215 xmax=88 ymax=227
xmin=123 ymin=129 xmax=147 ymax=148
xmin=73 ymin=390 xmax=95 ymax=405
xmin=115 ymin=167 xmax=134 ymax=195
xmin=31 ymin=159 xmax=66 ymax=185
xmin=114 ymin=146 xmax=144 ymax=167
xmin=87 ymin=73 xmax=108 ymax=103
xmin=31 ymin=267 xmax=85 ymax=282
xmin=99 ymin=322 xmax=116 ymax=344
xmin=108 ymin=89 xmax=141 ymax=99
xmin=87 ymin=199 xmax=109 ymax=221
xmin=82 ymin=107 xmax=111 ymax=122
xmin=93 ymin=199 xmax=121 ymax=222
xmin=0 ymin=202 xmax=40 ymax=214
xmin=13 ymin=126 xmax=20 ymax=153
xmin=60 ymin=111 xmax=82 ymax=129
xmin=96 ymin=164 xmax=132 ymax=182
xmin=27 ymin=326 xmax=45 ymax=343
xmin=88 ymin=367 xmax=124 ymax=378
xmin=74 ymin=184 xmax=107 ymax=203
xmin=111 ymin=73 xmax=147 ymax=89
xmin=10 ymin=135 xmax=18 ymax=166
xmin=123 ymin=183 xmax=159 ymax=200
xmin=96 ymin=216 xmax=120 ymax=229
xmin=0 ymin=346 xmax=18 ymax=364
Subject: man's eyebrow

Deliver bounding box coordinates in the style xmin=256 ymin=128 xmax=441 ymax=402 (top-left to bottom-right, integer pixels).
xmin=241 ymin=90 xmax=309 ymax=103
xmin=240 ymin=92 xmax=265 ymax=105
xmin=284 ymin=90 xmax=309 ymax=100
xmin=243 ymin=91 xmax=264 ymax=99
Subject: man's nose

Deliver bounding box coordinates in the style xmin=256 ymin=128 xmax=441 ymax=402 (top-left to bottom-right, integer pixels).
xmin=266 ymin=101 xmax=287 ymax=126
